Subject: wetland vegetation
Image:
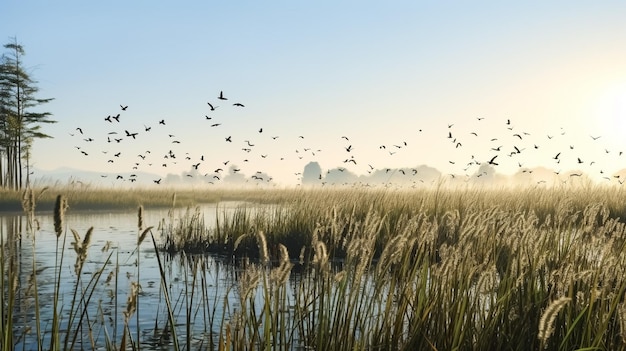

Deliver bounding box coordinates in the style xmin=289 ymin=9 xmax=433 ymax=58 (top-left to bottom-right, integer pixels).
xmin=3 ymin=184 xmax=626 ymax=350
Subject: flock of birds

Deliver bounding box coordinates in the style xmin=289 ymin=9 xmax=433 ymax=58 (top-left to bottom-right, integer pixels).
xmin=68 ymin=91 xmax=626 ymax=188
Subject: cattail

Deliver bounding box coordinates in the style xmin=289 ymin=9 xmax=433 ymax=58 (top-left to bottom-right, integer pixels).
xmin=53 ymin=195 xmax=67 ymax=238
xmin=137 ymin=205 xmax=144 ymax=231
xmin=538 ymin=297 xmax=571 ymax=347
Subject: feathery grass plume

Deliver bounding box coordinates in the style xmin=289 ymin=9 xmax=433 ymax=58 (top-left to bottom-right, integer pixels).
xmin=312 ymin=241 xmax=329 ymax=274
xmin=538 ymin=297 xmax=571 ymax=347
xmin=138 ymin=226 xmax=153 ymax=246
xmin=53 ymin=194 xmax=67 ymax=238
xmin=618 ymin=302 xmax=626 ymax=344
xmin=238 ymin=264 xmax=261 ymax=304
xmin=123 ymin=281 xmax=140 ymax=321
xmin=233 ymin=232 xmax=250 ymax=251
xmin=21 ymin=188 xmax=35 ymax=213
xmin=299 ymin=246 xmax=306 ymax=265
xmin=101 ymin=240 xmax=113 ymax=252
xmin=138 ymin=205 xmax=144 ymax=231
xmin=270 ymin=244 xmax=293 ymax=285
xmin=256 ymin=230 xmax=269 ymax=265
xmin=72 ymin=227 xmax=94 ymax=275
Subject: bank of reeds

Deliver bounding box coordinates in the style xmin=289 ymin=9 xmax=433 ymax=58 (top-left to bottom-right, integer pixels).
xmin=4 ymin=185 xmax=626 ymax=349
xmin=157 ymin=185 xmax=626 ymax=349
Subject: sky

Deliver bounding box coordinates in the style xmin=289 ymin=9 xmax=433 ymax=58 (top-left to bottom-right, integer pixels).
xmin=2 ymin=1 xmax=626 ymax=187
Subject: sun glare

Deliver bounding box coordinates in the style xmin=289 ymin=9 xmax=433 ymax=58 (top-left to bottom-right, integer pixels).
xmin=594 ymin=82 xmax=626 ymax=141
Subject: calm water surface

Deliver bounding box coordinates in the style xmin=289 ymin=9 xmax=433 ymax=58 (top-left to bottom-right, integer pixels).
xmin=1 ymin=202 xmax=277 ymax=350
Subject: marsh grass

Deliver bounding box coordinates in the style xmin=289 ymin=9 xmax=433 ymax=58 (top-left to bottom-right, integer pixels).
xmin=156 ymin=185 xmax=626 ymax=350
xmin=4 ymin=185 xmax=626 ymax=349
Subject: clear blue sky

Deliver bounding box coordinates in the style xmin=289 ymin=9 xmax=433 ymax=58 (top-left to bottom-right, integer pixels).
xmin=2 ymin=1 xmax=626 ymax=186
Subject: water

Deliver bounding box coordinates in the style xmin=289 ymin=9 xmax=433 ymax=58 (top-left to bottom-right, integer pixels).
xmin=1 ymin=202 xmax=264 ymax=350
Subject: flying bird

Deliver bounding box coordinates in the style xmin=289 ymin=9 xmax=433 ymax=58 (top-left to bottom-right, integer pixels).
xmin=488 ymin=155 xmax=499 ymax=166
xmin=218 ymin=91 xmax=227 ymax=100
xmin=233 ymin=103 xmax=245 ymax=107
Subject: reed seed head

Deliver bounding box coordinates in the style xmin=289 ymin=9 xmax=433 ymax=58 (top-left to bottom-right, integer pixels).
xmin=53 ymin=195 xmax=67 ymax=238
xmin=538 ymin=297 xmax=571 ymax=347
xmin=138 ymin=226 xmax=153 ymax=246
xmin=255 ymin=230 xmax=269 ymax=265
xmin=137 ymin=205 xmax=144 ymax=231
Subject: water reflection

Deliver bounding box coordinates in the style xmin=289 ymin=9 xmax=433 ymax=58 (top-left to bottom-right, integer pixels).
xmin=1 ymin=202 xmax=262 ymax=350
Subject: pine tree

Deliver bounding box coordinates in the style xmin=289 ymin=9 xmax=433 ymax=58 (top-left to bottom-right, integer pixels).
xmin=0 ymin=37 xmax=55 ymax=189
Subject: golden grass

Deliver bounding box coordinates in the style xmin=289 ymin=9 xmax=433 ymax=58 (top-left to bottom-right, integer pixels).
xmin=4 ymin=184 xmax=626 ymax=349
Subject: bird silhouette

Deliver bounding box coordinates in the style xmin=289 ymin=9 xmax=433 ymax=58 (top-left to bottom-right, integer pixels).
xmin=488 ymin=155 xmax=499 ymax=166
xmin=233 ymin=103 xmax=245 ymax=107
xmin=207 ymin=102 xmax=218 ymax=110
xmin=218 ymin=91 xmax=227 ymax=100
xmin=120 ymin=105 xmax=128 ymax=111
xmin=154 ymin=178 xmax=162 ymax=184
xmin=159 ymin=119 xmax=165 ymax=125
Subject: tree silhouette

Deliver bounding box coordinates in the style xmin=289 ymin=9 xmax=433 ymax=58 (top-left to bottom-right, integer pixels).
xmin=0 ymin=37 xmax=55 ymax=189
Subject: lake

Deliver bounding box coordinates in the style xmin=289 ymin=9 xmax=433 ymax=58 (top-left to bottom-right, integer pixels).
xmin=1 ymin=202 xmax=291 ymax=350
